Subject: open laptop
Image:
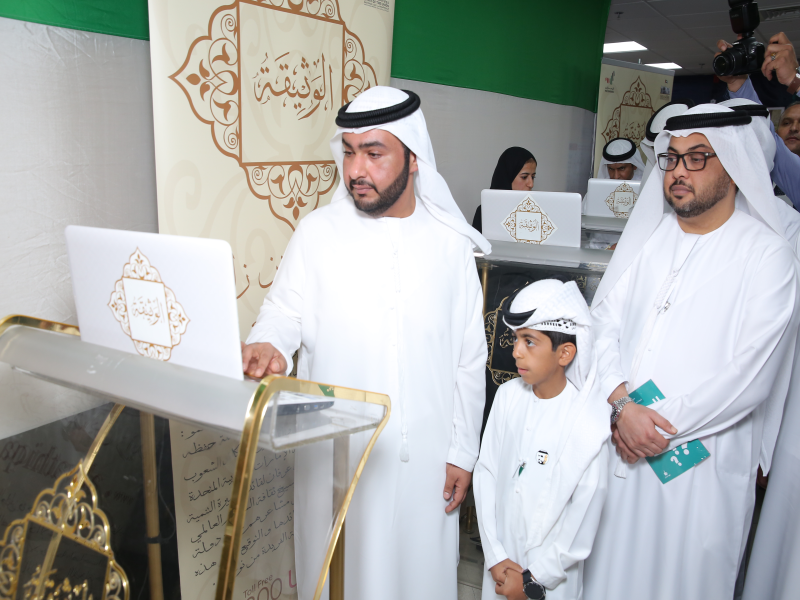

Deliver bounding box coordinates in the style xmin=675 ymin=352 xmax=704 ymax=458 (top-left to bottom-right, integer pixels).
xmin=481 ymin=190 xmax=582 ymax=248
xmin=583 ymin=178 xmax=641 ymax=218
xmin=65 ymin=225 xmax=243 ymax=380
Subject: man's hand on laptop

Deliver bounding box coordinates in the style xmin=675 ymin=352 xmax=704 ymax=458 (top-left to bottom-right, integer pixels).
xmin=241 ymin=342 xmax=287 ymax=378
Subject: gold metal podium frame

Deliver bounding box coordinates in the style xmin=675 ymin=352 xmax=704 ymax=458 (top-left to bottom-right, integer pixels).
xmin=215 ymin=375 xmax=391 ymax=600
xmin=0 ymin=314 xmax=79 ymax=338
xmin=0 ymin=316 xmax=392 ymax=600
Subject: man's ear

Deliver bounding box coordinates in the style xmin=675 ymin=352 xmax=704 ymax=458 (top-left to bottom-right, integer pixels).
xmin=409 ymin=151 xmax=419 ymax=174
xmin=557 ymin=342 xmax=577 ymax=368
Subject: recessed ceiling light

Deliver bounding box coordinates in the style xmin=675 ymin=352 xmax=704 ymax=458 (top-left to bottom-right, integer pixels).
xmin=604 ymin=41 xmax=647 ymax=53
xmin=646 ymin=62 xmax=682 ymax=69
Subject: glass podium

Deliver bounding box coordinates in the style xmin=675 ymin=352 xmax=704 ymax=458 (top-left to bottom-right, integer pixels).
xmin=0 ymin=315 xmax=390 ymax=600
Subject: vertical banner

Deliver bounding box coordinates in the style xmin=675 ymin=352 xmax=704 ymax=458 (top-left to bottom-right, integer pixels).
xmin=148 ymin=2 xmax=394 ymax=598
xmin=148 ymin=0 xmax=394 ymax=335
xmin=594 ymin=58 xmax=673 ymax=176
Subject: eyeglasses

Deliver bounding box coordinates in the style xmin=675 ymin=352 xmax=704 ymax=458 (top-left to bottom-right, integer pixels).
xmin=657 ymin=152 xmax=718 ymax=172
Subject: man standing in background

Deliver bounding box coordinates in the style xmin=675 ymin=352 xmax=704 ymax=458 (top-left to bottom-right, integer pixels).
xmin=596 ymin=137 xmax=645 ymax=180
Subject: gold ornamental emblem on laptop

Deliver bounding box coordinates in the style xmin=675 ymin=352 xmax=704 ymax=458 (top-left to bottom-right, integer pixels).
xmin=605 ymin=182 xmax=638 ymax=218
xmin=502 ymin=196 xmax=557 ymax=244
xmin=108 ymin=248 xmax=189 ymax=361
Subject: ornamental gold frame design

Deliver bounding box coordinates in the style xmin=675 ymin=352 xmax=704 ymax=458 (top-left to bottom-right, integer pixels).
xmin=602 ymin=76 xmax=654 ymax=147
xmin=0 ymin=462 xmax=129 ymax=600
xmin=107 ymin=249 xmax=190 ymax=361
xmin=483 ymin=298 xmax=520 ymax=387
xmin=214 ymin=375 xmax=391 ymax=600
xmin=604 ymin=182 xmax=638 ymax=218
xmin=501 ymin=196 xmax=556 ymax=245
xmin=171 ymin=0 xmax=377 ymax=231
xmin=0 ymin=315 xmax=129 ymax=600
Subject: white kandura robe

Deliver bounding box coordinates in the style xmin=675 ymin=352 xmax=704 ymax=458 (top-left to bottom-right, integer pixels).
xmin=742 ymin=342 xmax=800 ymax=600
xmin=247 ymin=198 xmax=487 ymax=600
xmin=583 ymin=210 xmax=800 ymax=600
xmin=474 ymin=379 xmax=608 ymax=600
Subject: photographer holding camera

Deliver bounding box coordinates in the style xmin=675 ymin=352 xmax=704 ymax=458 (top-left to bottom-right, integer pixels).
xmin=716 ymin=26 xmax=800 ymax=210
xmin=717 ymin=27 xmax=800 ymax=95
xmin=718 ymin=32 xmax=800 ymax=97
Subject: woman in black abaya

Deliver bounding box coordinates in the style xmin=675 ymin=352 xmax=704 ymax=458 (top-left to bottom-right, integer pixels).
xmin=471 ymin=146 xmax=537 ymax=233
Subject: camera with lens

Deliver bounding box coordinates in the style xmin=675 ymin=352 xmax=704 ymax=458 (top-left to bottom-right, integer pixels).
xmin=713 ymin=0 xmax=765 ymax=77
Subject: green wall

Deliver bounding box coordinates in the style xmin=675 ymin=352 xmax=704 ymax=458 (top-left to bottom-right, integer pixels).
xmin=0 ymin=0 xmax=611 ymax=111
xmin=391 ymin=0 xmax=612 ymax=112
xmin=0 ymin=0 xmax=149 ymax=40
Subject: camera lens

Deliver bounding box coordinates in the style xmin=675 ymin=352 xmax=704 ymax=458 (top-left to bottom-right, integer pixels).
xmin=713 ymin=37 xmax=764 ymax=77
xmin=713 ymin=46 xmax=746 ymax=77
xmin=713 ymin=52 xmax=734 ymax=76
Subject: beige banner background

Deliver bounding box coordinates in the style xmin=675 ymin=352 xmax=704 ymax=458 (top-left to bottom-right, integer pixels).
xmin=148 ymin=2 xmax=394 ymax=598
xmin=149 ymin=0 xmax=394 ymax=336
xmin=594 ymin=58 xmax=674 ymax=176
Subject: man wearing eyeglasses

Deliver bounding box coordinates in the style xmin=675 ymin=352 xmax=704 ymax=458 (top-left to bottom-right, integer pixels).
xmin=583 ymin=105 xmax=800 ymax=600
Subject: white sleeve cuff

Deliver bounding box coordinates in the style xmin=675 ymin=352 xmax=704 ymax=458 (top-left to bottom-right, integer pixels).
xmin=601 ymin=375 xmax=627 ymax=404
xmin=483 ymin=546 xmax=510 ymax=572
xmin=527 ymin=558 xmax=565 ymax=591
xmin=447 ymin=447 xmax=477 ymax=473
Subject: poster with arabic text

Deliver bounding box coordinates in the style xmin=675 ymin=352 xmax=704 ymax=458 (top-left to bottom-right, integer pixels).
xmin=148 ymin=1 xmax=394 ymax=598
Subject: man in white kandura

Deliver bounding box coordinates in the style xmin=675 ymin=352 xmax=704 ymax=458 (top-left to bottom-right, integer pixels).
xmin=583 ymin=105 xmax=800 ymax=600
xmin=241 ymin=87 xmax=491 ymax=600
xmin=596 ymin=137 xmax=645 ymax=180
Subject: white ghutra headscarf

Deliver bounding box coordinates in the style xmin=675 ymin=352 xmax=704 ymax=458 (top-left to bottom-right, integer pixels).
xmin=329 ymin=86 xmax=492 ymax=254
xmin=597 ymin=137 xmax=646 ymax=180
xmin=641 ymin=101 xmax=694 ymax=185
xmin=720 ymin=98 xmax=777 ymax=171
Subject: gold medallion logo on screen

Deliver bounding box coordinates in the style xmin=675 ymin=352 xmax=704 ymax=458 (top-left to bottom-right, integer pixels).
xmin=605 ymin=182 xmax=638 ymax=218
xmin=108 ymin=248 xmax=190 ymax=361
xmin=502 ymin=196 xmax=557 ymax=244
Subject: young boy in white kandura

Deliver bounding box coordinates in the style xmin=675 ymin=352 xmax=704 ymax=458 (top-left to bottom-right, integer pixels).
xmin=474 ymin=279 xmax=610 ymax=600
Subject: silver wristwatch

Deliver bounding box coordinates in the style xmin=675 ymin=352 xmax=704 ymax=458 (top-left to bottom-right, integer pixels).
xmin=610 ymin=396 xmax=633 ymax=425
xmin=794 ymin=66 xmax=800 ymax=96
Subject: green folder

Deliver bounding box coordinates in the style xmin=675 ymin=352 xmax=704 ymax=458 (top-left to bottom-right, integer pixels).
xmin=629 ymin=380 xmax=710 ymax=484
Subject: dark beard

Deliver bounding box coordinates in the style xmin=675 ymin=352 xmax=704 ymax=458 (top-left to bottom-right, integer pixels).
xmin=666 ymin=172 xmax=732 ymax=218
xmin=350 ymin=149 xmax=411 ymax=215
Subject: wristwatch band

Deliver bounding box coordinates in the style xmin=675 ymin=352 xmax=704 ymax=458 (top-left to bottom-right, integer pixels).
xmin=522 ymin=570 xmax=546 ymax=600
xmin=790 ymin=70 xmax=800 ymax=96
xmin=610 ymin=396 xmax=633 ymax=425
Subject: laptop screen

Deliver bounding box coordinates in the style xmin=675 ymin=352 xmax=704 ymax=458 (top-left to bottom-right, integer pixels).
xmin=480 ymin=190 xmax=582 ymax=247
xmin=65 ymin=225 xmax=242 ymax=380
xmin=583 ymin=178 xmax=641 ymax=219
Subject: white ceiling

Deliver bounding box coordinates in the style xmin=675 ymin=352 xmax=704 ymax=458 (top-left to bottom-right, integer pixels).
xmin=604 ymin=0 xmax=800 ymax=75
